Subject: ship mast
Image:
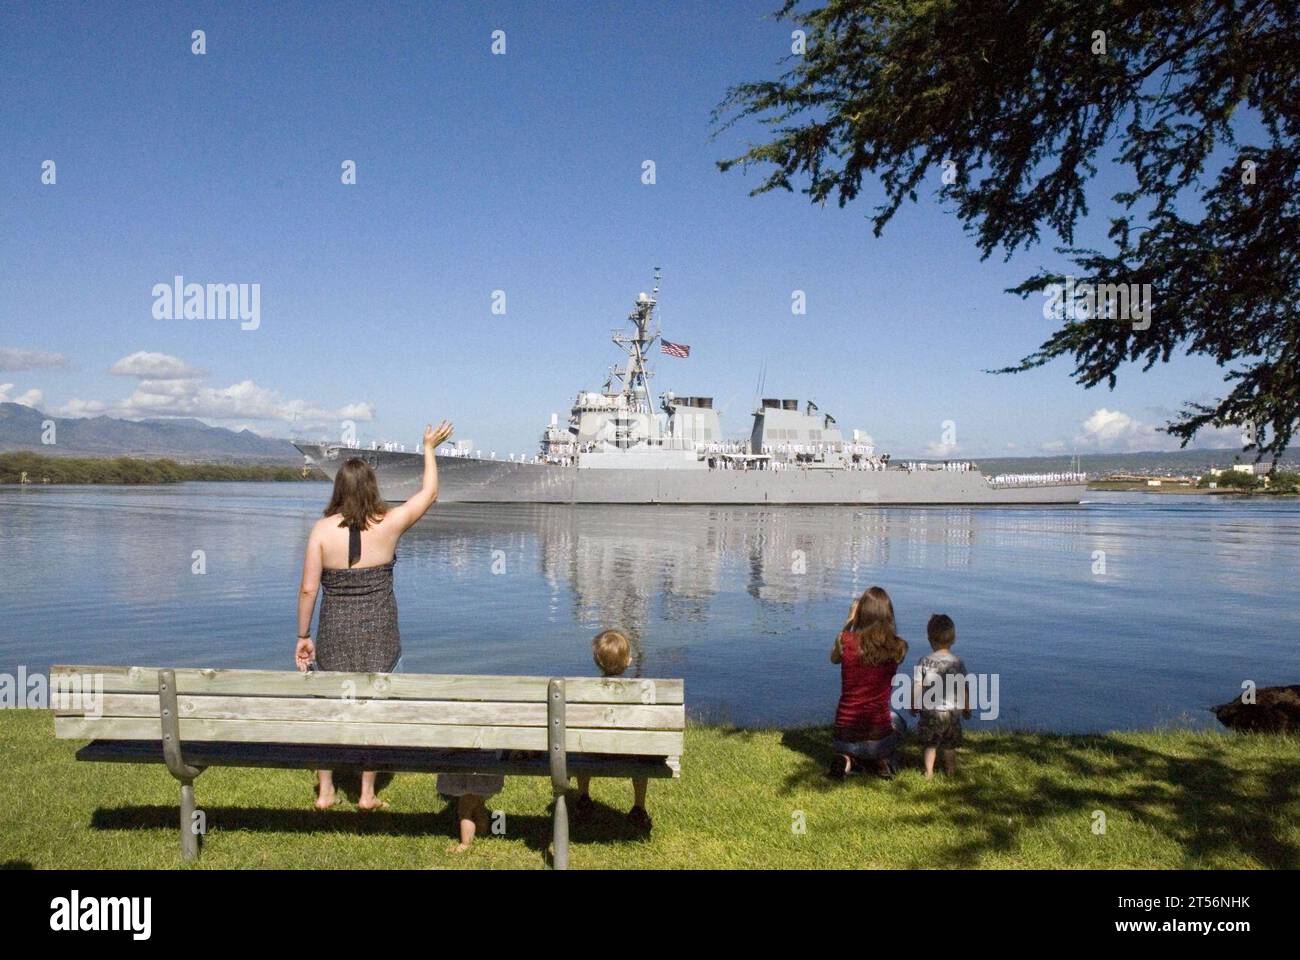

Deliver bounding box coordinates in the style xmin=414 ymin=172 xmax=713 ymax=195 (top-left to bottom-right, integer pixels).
xmin=603 ymin=267 xmax=661 ymax=414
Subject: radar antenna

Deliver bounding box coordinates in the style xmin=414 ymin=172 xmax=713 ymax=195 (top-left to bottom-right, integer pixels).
xmin=604 ymin=267 xmax=662 ymax=413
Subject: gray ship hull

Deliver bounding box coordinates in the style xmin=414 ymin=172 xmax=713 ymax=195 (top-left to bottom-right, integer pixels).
xmin=294 ymin=444 xmax=1086 ymax=505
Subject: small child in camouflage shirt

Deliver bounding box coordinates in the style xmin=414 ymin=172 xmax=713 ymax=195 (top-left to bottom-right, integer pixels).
xmin=911 ymin=614 xmax=972 ymax=778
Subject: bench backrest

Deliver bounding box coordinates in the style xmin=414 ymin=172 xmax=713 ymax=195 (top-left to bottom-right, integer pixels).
xmin=51 ymin=665 xmax=684 ymax=766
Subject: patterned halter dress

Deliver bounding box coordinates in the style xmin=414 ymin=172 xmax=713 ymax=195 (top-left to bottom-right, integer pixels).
xmin=314 ymin=524 xmax=401 ymax=673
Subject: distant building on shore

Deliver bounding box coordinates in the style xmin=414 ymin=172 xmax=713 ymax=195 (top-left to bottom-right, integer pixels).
xmin=1207 ymin=464 xmax=1268 ymax=478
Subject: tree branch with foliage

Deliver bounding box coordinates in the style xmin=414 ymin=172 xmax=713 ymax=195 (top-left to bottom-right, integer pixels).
xmin=716 ymin=0 xmax=1299 ymax=460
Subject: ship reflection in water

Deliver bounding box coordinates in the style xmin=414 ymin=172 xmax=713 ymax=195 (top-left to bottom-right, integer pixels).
xmin=402 ymin=504 xmax=995 ymax=627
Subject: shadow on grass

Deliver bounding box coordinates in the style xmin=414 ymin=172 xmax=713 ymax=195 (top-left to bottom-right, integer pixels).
xmin=775 ymin=726 xmax=922 ymax=794
xmin=779 ymin=726 xmax=1300 ymax=868
xmin=92 ymin=803 xmax=453 ymax=840
xmin=88 ymin=788 xmax=651 ymax=860
xmin=565 ymin=793 xmax=652 ymax=843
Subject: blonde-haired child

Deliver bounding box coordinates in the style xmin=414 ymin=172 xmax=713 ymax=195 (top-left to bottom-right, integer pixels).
xmin=574 ymin=629 xmax=651 ymax=829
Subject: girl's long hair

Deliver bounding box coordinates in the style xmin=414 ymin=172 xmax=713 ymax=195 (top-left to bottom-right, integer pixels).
xmin=842 ymin=585 xmax=907 ymax=665
xmin=323 ymin=458 xmax=388 ymax=530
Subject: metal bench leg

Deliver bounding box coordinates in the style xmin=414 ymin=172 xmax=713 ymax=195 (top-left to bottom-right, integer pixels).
xmin=552 ymin=793 xmax=568 ymax=870
xmin=548 ymin=678 xmax=568 ymax=870
xmin=178 ymin=779 xmax=198 ymax=862
xmin=159 ymin=670 xmax=206 ymax=863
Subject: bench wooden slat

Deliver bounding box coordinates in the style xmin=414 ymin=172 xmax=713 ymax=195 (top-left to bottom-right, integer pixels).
xmin=54 ymin=715 xmax=685 ymax=756
xmin=75 ymin=740 xmax=680 ymax=778
xmin=57 ymin=693 xmax=685 ymax=730
xmin=52 ymin=665 xmax=683 ymax=705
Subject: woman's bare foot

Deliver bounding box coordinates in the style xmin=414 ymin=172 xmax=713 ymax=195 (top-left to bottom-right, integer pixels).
xmin=448 ymin=841 xmax=471 ymax=854
xmin=358 ymin=771 xmax=384 ymax=811
xmin=315 ymin=770 xmax=337 ymax=809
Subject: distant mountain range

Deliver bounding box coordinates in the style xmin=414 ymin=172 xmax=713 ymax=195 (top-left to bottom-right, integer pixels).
xmin=0 ymin=403 xmax=299 ymax=463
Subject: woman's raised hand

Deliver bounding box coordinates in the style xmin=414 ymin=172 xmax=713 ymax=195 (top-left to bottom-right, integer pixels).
xmin=424 ymin=420 xmax=454 ymax=449
xmin=843 ymin=596 xmax=860 ymax=631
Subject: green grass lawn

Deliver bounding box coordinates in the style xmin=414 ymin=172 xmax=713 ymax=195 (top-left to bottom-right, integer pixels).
xmin=2 ymin=710 xmax=1296 ymax=869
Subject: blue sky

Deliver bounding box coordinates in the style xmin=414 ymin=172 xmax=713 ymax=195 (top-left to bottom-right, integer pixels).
xmin=0 ymin=0 xmax=1247 ymax=458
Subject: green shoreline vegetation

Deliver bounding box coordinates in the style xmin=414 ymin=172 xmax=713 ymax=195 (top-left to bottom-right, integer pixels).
xmin=6 ymin=451 xmax=1298 ymax=495
xmin=1 ymin=711 xmax=1295 ymax=869
xmin=1195 ymin=470 xmax=1300 ymax=493
xmin=0 ymin=452 xmax=322 ymax=485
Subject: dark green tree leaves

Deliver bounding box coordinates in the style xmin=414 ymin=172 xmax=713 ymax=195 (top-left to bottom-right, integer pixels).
xmin=717 ymin=1 xmax=1299 ymax=459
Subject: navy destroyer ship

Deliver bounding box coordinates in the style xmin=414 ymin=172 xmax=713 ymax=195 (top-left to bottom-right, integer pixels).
xmin=294 ymin=273 xmax=1086 ymax=505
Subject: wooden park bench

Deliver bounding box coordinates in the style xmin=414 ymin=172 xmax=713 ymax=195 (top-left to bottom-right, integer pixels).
xmin=51 ymin=664 xmax=684 ymax=868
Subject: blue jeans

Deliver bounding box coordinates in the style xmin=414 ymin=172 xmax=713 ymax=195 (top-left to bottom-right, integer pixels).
xmin=831 ymin=711 xmax=908 ymax=763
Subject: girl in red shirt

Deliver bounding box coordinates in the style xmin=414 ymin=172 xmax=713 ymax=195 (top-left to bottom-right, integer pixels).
xmin=830 ymin=585 xmax=908 ymax=778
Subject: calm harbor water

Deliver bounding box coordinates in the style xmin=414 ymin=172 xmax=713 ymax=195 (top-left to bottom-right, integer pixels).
xmin=1 ymin=482 xmax=1296 ymax=731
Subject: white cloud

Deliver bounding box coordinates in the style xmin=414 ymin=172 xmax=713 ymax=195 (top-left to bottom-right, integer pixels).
xmin=1052 ymin=409 xmax=1249 ymax=454
xmin=1073 ymin=408 xmax=1175 ymax=452
xmin=114 ymin=378 xmax=367 ymax=425
xmin=923 ymin=440 xmax=958 ymax=457
xmin=42 ymin=351 xmax=374 ymax=430
xmin=109 ymin=351 xmax=204 ymax=379
xmin=46 ymin=398 xmax=107 ymax=417
xmin=0 ymin=348 xmax=68 ymax=372
xmin=0 ymin=383 xmax=44 ymax=408
xmin=337 ymin=402 xmax=376 ymax=421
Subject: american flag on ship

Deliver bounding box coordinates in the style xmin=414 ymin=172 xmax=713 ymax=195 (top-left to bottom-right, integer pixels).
xmin=661 ymin=340 xmax=690 ymax=358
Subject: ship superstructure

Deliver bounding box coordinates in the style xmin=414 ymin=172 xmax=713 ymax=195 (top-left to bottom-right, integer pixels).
xmin=294 ymin=272 xmax=1086 ymax=505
